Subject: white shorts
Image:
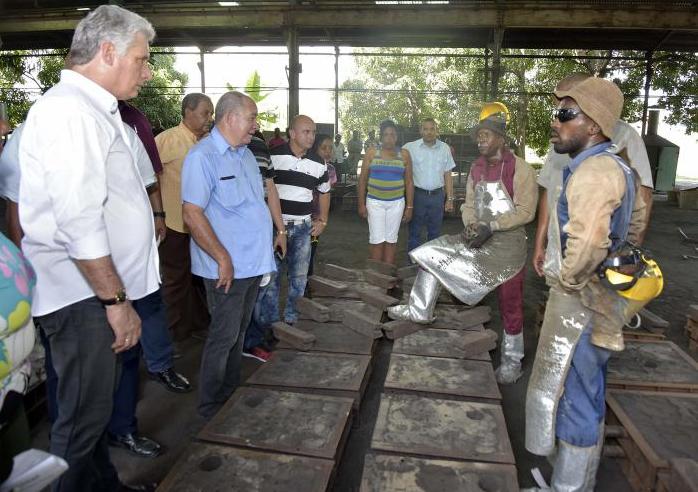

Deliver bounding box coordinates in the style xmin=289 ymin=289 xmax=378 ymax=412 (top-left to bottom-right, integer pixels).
xmin=366 ymin=197 xmax=405 ymax=244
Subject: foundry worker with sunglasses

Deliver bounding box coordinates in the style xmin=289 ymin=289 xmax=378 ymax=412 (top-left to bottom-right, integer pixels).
xmin=532 ymin=73 xmax=654 ymax=278
xmin=525 ymin=77 xmax=649 ymax=491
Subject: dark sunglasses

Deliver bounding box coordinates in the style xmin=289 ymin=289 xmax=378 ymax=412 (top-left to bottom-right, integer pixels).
xmin=552 ymin=108 xmax=581 ymax=123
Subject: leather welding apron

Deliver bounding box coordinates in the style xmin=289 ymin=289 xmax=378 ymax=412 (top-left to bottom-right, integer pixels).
xmin=409 ymin=164 xmax=527 ymax=306
xmin=525 ymin=184 xmax=590 ymax=457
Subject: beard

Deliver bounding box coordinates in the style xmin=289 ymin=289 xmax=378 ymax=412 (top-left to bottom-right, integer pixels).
xmin=553 ymin=133 xmax=585 ymax=155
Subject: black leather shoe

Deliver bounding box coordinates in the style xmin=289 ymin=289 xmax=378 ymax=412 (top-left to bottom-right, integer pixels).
xmin=149 ymin=368 xmax=192 ymax=393
xmin=109 ymin=433 xmax=162 ymax=458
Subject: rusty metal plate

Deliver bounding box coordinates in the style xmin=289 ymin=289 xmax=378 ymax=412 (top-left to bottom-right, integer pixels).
xmin=384 ymin=354 xmax=501 ymax=402
xmin=245 ymin=350 xmax=371 ymax=395
xmin=608 ymin=341 xmax=698 ymax=392
xmin=157 ymin=442 xmax=333 ymax=492
xmin=607 ymin=390 xmax=698 ymax=469
xmin=371 ymin=393 xmax=514 ymax=464
xmin=360 ymin=453 xmax=518 ymax=492
xmin=392 ymin=328 xmax=492 ymax=361
xmin=276 ymin=321 xmax=375 ymax=355
xmin=198 ymin=387 xmax=353 ymax=460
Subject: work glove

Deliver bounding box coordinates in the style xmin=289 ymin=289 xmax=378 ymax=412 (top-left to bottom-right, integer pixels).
xmin=467 ymin=222 xmax=493 ymax=248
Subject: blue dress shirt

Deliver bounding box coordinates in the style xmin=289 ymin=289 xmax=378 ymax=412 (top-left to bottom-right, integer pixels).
xmin=182 ymin=127 xmax=275 ymax=280
xmin=403 ymin=138 xmax=456 ymax=191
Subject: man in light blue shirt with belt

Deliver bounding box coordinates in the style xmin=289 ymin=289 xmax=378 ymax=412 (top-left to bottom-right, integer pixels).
xmin=403 ymin=118 xmax=456 ymax=252
xmin=182 ymin=91 xmax=275 ymax=419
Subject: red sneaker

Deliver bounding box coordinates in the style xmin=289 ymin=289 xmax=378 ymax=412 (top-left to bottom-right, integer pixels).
xmin=242 ymin=347 xmax=272 ymax=363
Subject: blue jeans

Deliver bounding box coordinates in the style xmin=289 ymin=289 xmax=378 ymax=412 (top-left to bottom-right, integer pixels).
xmin=244 ymin=273 xmax=279 ymax=351
xmin=267 ymin=220 xmax=312 ymax=324
xmin=408 ymin=187 xmax=445 ymax=252
xmin=135 ymin=289 xmax=173 ymax=374
xmin=556 ymin=326 xmax=612 ymax=447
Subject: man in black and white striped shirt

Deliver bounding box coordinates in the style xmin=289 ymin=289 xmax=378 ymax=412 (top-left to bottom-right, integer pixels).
xmin=267 ymin=115 xmax=331 ymax=325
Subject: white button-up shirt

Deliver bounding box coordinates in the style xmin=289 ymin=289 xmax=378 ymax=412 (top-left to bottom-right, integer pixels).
xmin=403 ymin=138 xmax=456 ymax=191
xmin=19 ymin=69 xmax=160 ymax=316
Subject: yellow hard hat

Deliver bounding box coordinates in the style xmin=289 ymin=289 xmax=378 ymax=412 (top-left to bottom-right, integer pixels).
xmin=479 ymin=102 xmax=510 ymax=124
xmin=600 ymin=255 xmax=663 ymax=302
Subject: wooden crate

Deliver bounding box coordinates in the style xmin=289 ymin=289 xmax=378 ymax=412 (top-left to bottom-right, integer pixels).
xmin=371 ymin=393 xmax=514 ymax=464
xmin=606 ymin=390 xmax=698 ymax=492
xmin=198 ymin=387 xmax=353 ymax=461
xmin=156 ymin=442 xmax=334 ymax=492
xmin=607 ymin=341 xmax=698 ymax=393
xmin=622 ymin=329 xmax=666 ymax=342
xmin=383 ymin=353 xmax=501 ymax=403
xmin=244 ymin=350 xmax=372 ymax=410
xmin=360 ymin=453 xmax=519 ymax=492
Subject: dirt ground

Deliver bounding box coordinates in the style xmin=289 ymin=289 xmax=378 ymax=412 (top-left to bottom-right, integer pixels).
xmin=13 ymin=197 xmax=698 ymax=490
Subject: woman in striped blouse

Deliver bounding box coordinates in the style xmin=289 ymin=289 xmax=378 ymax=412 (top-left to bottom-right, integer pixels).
xmin=357 ymin=119 xmax=414 ymax=265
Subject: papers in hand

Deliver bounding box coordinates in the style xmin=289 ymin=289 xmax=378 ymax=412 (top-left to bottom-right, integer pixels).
xmin=0 ymin=449 xmax=68 ymax=492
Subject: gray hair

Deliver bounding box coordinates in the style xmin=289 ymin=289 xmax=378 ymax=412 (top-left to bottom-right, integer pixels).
xmin=215 ymin=91 xmax=251 ymax=124
xmin=68 ymin=5 xmax=155 ymax=66
xmin=182 ymin=93 xmax=212 ymax=118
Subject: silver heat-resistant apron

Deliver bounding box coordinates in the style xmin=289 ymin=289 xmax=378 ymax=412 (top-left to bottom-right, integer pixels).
xmin=409 ymin=164 xmax=527 ymax=306
xmin=525 ymin=184 xmax=590 ymax=456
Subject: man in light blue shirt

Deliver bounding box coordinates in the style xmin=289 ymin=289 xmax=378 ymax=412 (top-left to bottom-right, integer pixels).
xmin=182 ymin=91 xmax=275 ymax=419
xmin=403 ymin=118 xmax=456 ymax=252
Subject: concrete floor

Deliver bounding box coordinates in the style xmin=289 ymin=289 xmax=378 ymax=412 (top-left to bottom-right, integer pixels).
xmin=23 ymin=198 xmax=698 ymax=490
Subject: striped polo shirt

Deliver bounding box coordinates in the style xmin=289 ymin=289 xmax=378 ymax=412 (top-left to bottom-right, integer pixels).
xmin=271 ymin=142 xmax=331 ymax=220
xmin=367 ymin=147 xmax=406 ymax=201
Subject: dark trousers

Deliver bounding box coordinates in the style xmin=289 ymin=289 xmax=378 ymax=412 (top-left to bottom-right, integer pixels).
xmin=408 ymin=187 xmax=445 ymax=252
xmin=497 ymin=267 xmax=525 ymax=335
xmin=41 ymin=289 xmax=175 ymax=437
xmin=37 ymin=298 xmax=121 ymax=492
xmin=159 ymin=228 xmax=210 ymax=341
xmin=200 ymin=276 xmax=261 ymax=419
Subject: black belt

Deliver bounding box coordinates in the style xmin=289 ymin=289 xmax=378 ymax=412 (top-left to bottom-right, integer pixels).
xmin=415 ymin=187 xmax=443 ymax=195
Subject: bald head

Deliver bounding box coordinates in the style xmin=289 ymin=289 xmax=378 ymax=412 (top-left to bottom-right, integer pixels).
xmin=289 ymin=114 xmax=316 ymax=155
xmin=555 ymin=72 xmax=592 ymax=92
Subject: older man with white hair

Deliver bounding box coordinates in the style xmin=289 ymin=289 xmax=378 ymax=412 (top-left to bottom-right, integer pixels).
xmin=18 ymin=5 xmax=158 ymax=491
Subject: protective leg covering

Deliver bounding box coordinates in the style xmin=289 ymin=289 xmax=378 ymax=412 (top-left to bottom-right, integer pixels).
xmin=495 ymin=332 xmax=524 ymax=384
xmin=387 ymin=268 xmax=441 ymax=324
xmin=549 ymin=439 xmax=598 ymax=492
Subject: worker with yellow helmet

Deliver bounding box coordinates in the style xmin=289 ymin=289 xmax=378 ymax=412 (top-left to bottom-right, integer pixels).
xmin=388 ymin=101 xmax=538 ymax=388
xmin=525 ymin=77 xmax=657 ymax=491
xmin=461 ymin=101 xmax=538 ymax=384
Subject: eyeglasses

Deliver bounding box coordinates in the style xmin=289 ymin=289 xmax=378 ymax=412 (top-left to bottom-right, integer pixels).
xmin=551 ymin=108 xmax=581 ymax=123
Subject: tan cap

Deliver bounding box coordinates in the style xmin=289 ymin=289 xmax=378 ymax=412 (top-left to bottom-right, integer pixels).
xmin=554 ymin=77 xmax=623 ymax=139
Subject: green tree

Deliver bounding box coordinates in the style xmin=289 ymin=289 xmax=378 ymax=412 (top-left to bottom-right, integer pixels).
xmin=0 ymin=49 xmax=66 ymax=126
xmin=652 ymin=52 xmax=697 ymax=134
xmin=339 ymin=48 xmax=692 ymax=158
xmin=133 ymin=50 xmax=188 ymax=132
xmin=0 ymin=47 xmax=187 ymax=132
xmin=227 ymin=70 xmax=278 ymax=129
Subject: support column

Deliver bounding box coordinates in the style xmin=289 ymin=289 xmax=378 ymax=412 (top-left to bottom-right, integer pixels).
xmin=334 ymin=45 xmax=340 ymax=135
xmin=286 ymin=28 xmax=300 ymax=120
xmin=197 ymin=48 xmax=206 ymax=93
xmin=489 ymin=28 xmax=503 ymax=100
xmin=482 ymin=47 xmax=490 ymax=102
xmin=641 ymin=50 xmax=654 ymax=136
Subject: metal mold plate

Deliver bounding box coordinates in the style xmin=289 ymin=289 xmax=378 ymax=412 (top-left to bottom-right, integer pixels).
xmin=371 ymin=393 xmax=514 ymax=464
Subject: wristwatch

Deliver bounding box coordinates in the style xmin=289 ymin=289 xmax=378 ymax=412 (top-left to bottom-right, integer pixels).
xmin=99 ymin=288 xmax=129 ymax=306
xmin=153 ymin=211 xmax=166 ymax=218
